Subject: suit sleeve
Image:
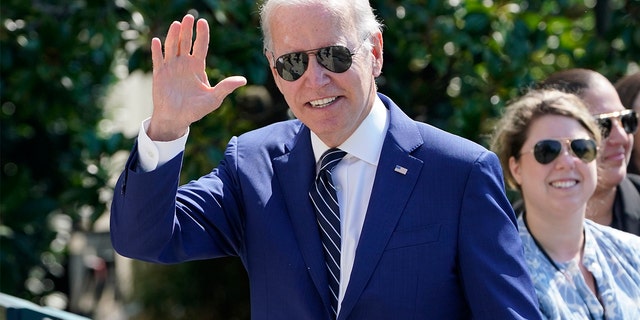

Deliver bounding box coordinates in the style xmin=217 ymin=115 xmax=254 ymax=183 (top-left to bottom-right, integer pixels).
xmin=110 ymin=138 xmax=244 ymax=264
xmin=457 ymin=151 xmax=543 ymax=319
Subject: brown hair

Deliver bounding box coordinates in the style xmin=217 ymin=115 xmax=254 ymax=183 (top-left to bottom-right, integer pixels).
xmin=615 ymin=72 xmax=640 ymax=110
xmin=491 ymin=89 xmax=601 ymax=190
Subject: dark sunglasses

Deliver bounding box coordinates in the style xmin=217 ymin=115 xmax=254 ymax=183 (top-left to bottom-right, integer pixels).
xmin=521 ymin=138 xmax=598 ymax=165
xmin=272 ymin=45 xmax=356 ymax=81
xmin=594 ymin=109 xmax=639 ymax=138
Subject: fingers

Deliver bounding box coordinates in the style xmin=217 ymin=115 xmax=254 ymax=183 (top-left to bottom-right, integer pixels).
xmin=161 ymin=14 xmax=195 ymax=59
xmin=154 ymin=14 xmax=207 ymax=65
xmin=151 ymin=37 xmax=163 ymax=72
xmin=178 ymin=14 xmax=195 ymax=56
xmin=163 ymin=20 xmax=181 ymax=58
xmin=192 ymin=19 xmax=210 ymax=61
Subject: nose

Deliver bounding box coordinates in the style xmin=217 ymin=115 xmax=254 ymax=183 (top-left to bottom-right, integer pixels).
xmin=303 ymin=54 xmax=330 ymax=87
xmin=606 ymin=117 xmax=632 ymax=145
xmin=554 ymin=143 xmax=577 ymax=169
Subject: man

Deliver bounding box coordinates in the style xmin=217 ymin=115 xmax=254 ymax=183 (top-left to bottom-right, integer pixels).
xmin=110 ymin=0 xmax=542 ymax=318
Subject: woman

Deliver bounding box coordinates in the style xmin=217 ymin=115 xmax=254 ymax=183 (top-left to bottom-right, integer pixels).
xmin=614 ymin=72 xmax=640 ymax=174
xmin=537 ymin=69 xmax=640 ymax=236
xmin=491 ymin=89 xmax=640 ymax=319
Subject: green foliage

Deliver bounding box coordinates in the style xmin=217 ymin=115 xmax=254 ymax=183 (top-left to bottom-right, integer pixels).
xmin=1 ymin=0 xmax=129 ymax=303
xmin=375 ymin=0 xmax=639 ymax=145
xmin=2 ymin=0 xmax=638 ymax=318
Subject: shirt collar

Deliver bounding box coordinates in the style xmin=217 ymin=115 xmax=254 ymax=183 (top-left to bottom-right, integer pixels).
xmin=311 ymin=95 xmax=389 ymax=165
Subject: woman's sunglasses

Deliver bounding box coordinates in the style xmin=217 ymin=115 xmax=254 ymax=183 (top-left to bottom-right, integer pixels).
xmin=520 ymin=138 xmax=598 ymax=165
xmin=593 ymin=109 xmax=639 ymax=138
xmin=272 ymin=45 xmax=356 ymax=81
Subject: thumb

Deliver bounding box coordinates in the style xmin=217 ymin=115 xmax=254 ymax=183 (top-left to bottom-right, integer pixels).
xmin=212 ymin=76 xmax=248 ymax=100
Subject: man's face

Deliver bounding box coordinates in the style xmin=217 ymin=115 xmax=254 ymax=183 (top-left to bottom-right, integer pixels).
xmin=582 ymin=77 xmax=632 ymax=190
xmin=267 ymin=3 xmax=383 ymax=147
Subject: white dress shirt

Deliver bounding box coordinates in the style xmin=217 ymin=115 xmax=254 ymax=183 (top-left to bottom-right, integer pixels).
xmin=310 ymin=97 xmax=388 ymax=314
xmin=136 ymin=96 xmax=389 ymax=315
xmin=136 ymin=120 xmax=189 ymax=172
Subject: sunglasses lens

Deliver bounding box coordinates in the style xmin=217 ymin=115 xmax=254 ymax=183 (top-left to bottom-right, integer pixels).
xmin=529 ymin=139 xmax=598 ymax=165
xmin=570 ymin=139 xmax=597 ymax=163
xmin=595 ymin=110 xmax=639 ymax=138
xmin=317 ymin=46 xmax=353 ymax=73
xmin=275 ymin=46 xmax=354 ymax=81
xmin=276 ymin=52 xmax=309 ymax=81
xmin=596 ymin=118 xmax=612 ymax=138
xmin=621 ymin=111 xmax=639 ymax=134
xmin=533 ymin=140 xmax=562 ymax=164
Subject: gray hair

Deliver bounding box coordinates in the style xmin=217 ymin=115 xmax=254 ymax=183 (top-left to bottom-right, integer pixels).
xmin=259 ymin=0 xmax=383 ymax=52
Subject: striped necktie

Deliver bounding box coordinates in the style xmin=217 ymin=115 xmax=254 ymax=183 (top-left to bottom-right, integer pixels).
xmin=309 ymin=148 xmax=347 ymax=318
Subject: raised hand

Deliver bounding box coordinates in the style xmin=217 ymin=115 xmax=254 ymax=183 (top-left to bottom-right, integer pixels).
xmin=148 ymin=14 xmax=247 ymax=141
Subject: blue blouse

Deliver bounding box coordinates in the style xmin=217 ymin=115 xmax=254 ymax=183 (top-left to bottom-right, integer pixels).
xmin=518 ymin=218 xmax=640 ymax=319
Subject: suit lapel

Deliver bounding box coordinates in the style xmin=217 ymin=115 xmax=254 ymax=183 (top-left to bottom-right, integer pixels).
xmin=273 ymin=126 xmax=332 ymax=311
xmin=338 ymin=95 xmax=425 ymax=319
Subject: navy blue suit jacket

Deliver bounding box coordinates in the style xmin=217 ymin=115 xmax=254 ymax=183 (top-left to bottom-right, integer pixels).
xmin=111 ymin=93 xmax=542 ymax=319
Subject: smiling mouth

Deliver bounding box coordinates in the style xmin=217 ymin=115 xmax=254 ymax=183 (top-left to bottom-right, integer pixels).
xmin=309 ymin=97 xmax=337 ymax=108
xmin=604 ymin=152 xmax=626 ymax=161
xmin=550 ymin=180 xmax=578 ymax=189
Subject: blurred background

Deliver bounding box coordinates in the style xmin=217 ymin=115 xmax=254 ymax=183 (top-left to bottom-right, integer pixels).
xmin=1 ymin=0 xmax=638 ymax=319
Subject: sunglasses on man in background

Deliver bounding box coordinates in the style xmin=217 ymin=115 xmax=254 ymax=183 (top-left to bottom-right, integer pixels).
xmin=594 ymin=110 xmax=639 ymax=138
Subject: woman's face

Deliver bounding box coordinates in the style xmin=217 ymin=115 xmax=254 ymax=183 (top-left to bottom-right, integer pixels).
xmin=509 ymin=114 xmax=597 ymax=218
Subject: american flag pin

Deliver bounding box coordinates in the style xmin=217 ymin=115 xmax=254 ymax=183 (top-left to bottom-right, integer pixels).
xmin=394 ymin=165 xmax=408 ymax=175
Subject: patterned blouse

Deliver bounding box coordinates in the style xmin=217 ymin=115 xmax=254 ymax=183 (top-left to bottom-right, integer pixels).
xmin=518 ymin=217 xmax=640 ymax=319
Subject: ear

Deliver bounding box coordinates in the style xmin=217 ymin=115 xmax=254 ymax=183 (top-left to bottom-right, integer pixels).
xmin=370 ymin=32 xmax=383 ymax=77
xmin=509 ymin=156 xmax=523 ymax=186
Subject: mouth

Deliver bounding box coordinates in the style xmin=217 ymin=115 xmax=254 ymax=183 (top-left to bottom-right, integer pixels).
xmin=603 ymin=152 xmax=626 ymax=162
xmin=309 ymin=97 xmax=338 ymax=108
xmin=550 ymin=180 xmax=578 ymax=189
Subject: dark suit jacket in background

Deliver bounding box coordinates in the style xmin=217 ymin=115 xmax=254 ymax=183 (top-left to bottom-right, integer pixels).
xmin=110 ymin=93 xmax=542 ymax=319
xmin=612 ymin=174 xmax=640 ymax=235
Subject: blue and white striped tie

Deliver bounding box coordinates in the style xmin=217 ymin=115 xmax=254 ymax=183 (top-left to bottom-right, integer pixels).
xmin=309 ymin=148 xmax=347 ymax=318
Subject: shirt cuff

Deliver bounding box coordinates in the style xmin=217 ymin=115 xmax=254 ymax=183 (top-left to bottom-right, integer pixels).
xmin=137 ymin=118 xmax=189 ymax=172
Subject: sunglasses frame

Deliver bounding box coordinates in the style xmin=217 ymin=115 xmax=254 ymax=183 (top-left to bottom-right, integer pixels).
xmin=593 ymin=109 xmax=639 ymax=138
xmin=520 ymin=138 xmax=598 ymax=165
xmin=269 ymin=39 xmax=369 ymax=82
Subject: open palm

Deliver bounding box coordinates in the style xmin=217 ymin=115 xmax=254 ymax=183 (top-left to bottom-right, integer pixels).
xmin=148 ymin=14 xmax=246 ymax=141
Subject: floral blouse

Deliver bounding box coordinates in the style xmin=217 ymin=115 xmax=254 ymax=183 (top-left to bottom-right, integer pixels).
xmin=518 ymin=218 xmax=640 ymax=319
